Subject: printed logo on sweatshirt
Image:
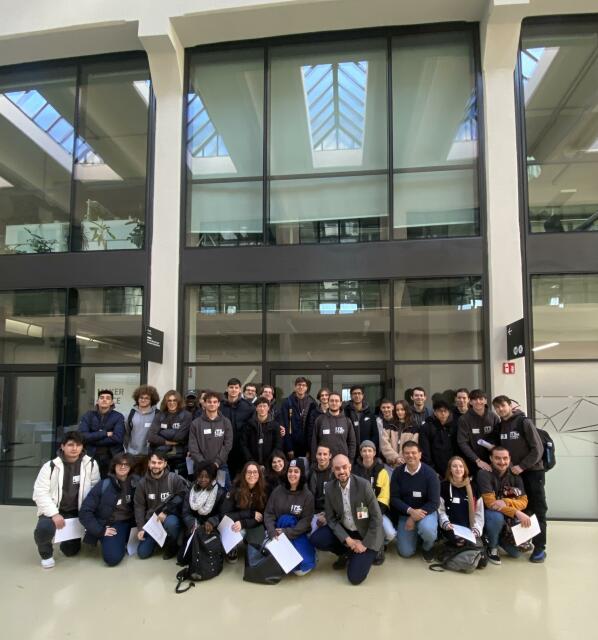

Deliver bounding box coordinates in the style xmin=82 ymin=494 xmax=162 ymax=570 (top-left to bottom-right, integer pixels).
xmin=289 ymin=504 xmax=303 ymax=516
xmin=172 ymin=423 xmax=180 ymax=430
xmin=484 ymin=426 xmax=493 ymax=434
xmin=160 ymin=492 xmax=170 ymax=501
xmin=214 ymin=428 xmax=224 ymax=438
xmin=509 ymin=431 xmax=520 ymax=440
xmin=335 ymin=427 xmax=345 ymax=435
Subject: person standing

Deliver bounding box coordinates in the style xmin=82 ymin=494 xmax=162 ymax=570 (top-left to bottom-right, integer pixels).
xmin=221 ymin=378 xmax=255 ymax=478
xmin=312 ymin=392 xmax=356 ymax=461
xmin=281 ymin=377 xmax=316 ymax=461
xmin=125 ymin=385 xmax=159 ymax=457
xmin=241 ymin=396 xmax=283 ymax=466
xmin=344 ymin=385 xmax=378 ymax=451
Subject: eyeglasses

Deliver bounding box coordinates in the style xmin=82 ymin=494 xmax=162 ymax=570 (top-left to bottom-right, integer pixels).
xmin=116 ymin=463 xmax=131 ymax=468
xmin=166 ymin=398 xmax=178 ymax=403
xmin=246 ymin=470 xmax=259 ymax=475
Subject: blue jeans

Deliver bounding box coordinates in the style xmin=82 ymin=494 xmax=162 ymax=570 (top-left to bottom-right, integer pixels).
xmin=484 ymin=510 xmax=521 ymax=557
xmin=137 ymin=515 xmax=181 ymax=559
xmin=396 ymin=513 xmax=437 ymax=557
xmin=101 ymin=521 xmax=132 ymax=567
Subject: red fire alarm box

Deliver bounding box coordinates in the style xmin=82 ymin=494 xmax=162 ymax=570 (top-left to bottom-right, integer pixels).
xmin=502 ymin=362 xmax=515 ymax=374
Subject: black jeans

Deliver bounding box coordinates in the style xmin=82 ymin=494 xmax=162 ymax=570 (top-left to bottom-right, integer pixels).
xmin=522 ymin=469 xmax=548 ymax=551
xmin=34 ymin=512 xmax=81 ymax=560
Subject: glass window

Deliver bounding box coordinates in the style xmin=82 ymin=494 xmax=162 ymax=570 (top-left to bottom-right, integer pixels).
xmin=0 ymin=66 xmax=76 ymax=255
xmin=67 ymin=287 xmax=143 ymax=363
xmin=267 ymin=280 xmax=390 ymax=361
xmin=394 ymin=363 xmax=483 ymax=402
xmin=534 ymin=362 xmax=598 ymax=518
xmin=0 ymin=289 xmax=66 ymax=364
xmin=186 ymin=49 xmax=264 ymax=247
xmin=395 ymin=277 xmax=483 ymax=360
xmin=185 ymin=285 xmax=262 ymax=362
xmin=522 ymin=22 xmax=598 ymax=233
xmin=72 ymin=58 xmax=150 ymax=251
xmin=392 ymin=31 xmax=478 ymax=239
xmin=531 ymin=275 xmax=598 ymax=359
xmin=184 ymin=364 xmax=262 ymax=396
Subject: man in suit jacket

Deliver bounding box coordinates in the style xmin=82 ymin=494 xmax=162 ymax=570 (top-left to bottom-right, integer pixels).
xmin=310 ymin=453 xmax=383 ymax=585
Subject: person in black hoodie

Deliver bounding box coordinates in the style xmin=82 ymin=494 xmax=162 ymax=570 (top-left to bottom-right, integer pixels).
xmin=420 ymin=399 xmax=459 ymax=477
xmin=220 ymin=378 xmax=255 ymax=478
xmin=79 ymin=453 xmax=138 ymax=566
xmin=457 ymin=389 xmax=500 ymax=476
xmin=306 ymin=387 xmax=330 ymax=459
xmin=308 ymin=444 xmax=333 ymax=530
xmin=147 ymin=390 xmax=192 ymax=477
xmin=241 ymin=396 xmax=283 ymax=466
xmin=344 ymin=385 xmax=378 ymax=452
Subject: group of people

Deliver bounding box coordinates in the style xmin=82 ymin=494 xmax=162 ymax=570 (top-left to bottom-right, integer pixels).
xmin=32 ymin=377 xmax=549 ymax=585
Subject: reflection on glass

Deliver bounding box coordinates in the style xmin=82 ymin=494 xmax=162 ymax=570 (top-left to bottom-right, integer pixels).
xmin=395 ymin=363 xmax=483 ymax=401
xmin=185 ymin=285 xmax=262 ymax=362
xmin=185 ymin=364 xmax=262 ymax=396
xmin=0 ymin=289 xmax=65 ymax=364
xmin=67 ymin=287 xmax=143 ymax=363
xmin=270 ymin=39 xmax=387 ymax=175
xmin=522 ymin=24 xmax=598 ymax=233
xmin=72 ymin=58 xmax=150 ymax=251
xmin=395 ymin=278 xmax=483 ymax=360
xmin=531 ymin=274 xmax=598 ymax=359
xmin=393 ymin=169 xmax=478 ymax=239
xmin=267 ymin=281 xmax=390 ymax=361
xmin=0 ymin=67 xmax=76 ymax=254
xmin=187 ymin=182 xmax=262 ymax=247
xmin=270 ymin=174 xmax=387 ymax=245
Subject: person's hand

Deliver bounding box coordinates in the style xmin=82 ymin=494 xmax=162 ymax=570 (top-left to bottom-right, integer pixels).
xmin=137 ymin=530 xmax=145 ymax=541
xmin=286 ymin=451 xmax=294 ymax=461
xmin=274 ymin=528 xmax=283 ymax=538
xmin=445 ymin=522 xmax=454 ymax=531
xmin=157 ymin=512 xmax=167 ymax=523
xmin=316 ymin=513 xmax=327 ymax=527
xmin=409 ymin=508 xmax=427 ymax=522
xmin=231 ymin=521 xmax=242 ymax=533
xmin=254 ymin=511 xmax=263 ymax=523
xmin=52 ymin=514 xmax=66 ymax=529
xmin=352 ymin=540 xmax=367 ymax=554
xmin=511 ymin=465 xmax=524 ymax=475
xmin=516 ymin=511 xmax=532 ymax=527
xmin=204 ymin=522 xmax=214 ymax=534
xmin=279 ymin=426 xmax=286 ymax=438
xmin=476 ymin=459 xmax=491 ymax=472
xmin=472 ymin=528 xmax=481 ymax=538
xmin=106 ymin=432 xmax=113 ymax=438
xmin=405 ymin=516 xmax=415 ymax=531
xmin=104 ymin=526 xmax=117 ymax=537
xmin=491 ymin=500 xmax=506 ymax=511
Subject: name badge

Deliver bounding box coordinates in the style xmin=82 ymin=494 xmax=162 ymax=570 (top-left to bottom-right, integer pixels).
xmin=258 ymin=438 xmax=264 ymax=445
xmin=472 ymin=428 xmax=480 ymax=434
xmin=116 ymin=499 xmax=122 ymax=506
xmin=72 ymin=475 xmax=80 ymax=485
xmin=148 ymin=493 xmax=155 ymax=500
xmin=160 ymin=423 xmax=167 ymax=429
xmin=126 ymin=495 xmax=131 ymax=503
xmin=322 ymin=429 xmax=330 ymax=435
xmin=356 ymin=505 xmax=369 ymax=520
xmin=500 ymin=433 xmax=508 ymax=440
xmin=144 ymin=422 xmax=152 ymax=428
xmin=353 ymin=421 xmax=359 ymax=427
xmin=364 ymin=417 xmax=370 ymax=422
xmin=452 ymin=497 xmax=461 ymax=504
xmin=203 ymin=428 xmax=211 ymax=435
xmin=412 ymin=491 xmax=422 ymax=498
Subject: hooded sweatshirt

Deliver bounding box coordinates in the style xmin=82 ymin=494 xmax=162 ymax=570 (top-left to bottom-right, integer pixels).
xmin=188 ymin=412 xmax=233 ymax=467
xmin=126 ymin=404 xmax=158 ymax=455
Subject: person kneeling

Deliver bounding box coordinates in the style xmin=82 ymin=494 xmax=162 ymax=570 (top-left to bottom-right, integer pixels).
xmin=311 ymin=454 xmax=383 ymax=585
xmin=79 ymin=453 xmax=138 ymax=566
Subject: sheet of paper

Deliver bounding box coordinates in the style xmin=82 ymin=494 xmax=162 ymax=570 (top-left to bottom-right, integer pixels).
xmin=53 ymin=517 xmax=84 ymax=543
xmin=142 ymin=514 xmax=167 ymax=547
xmin=511 ymin=514 xmax=541 ymax=546
xmin=216 ymin=469 xmax=227 ymax=488
xmin=186 ymin=457 xmax=195 ymax=475
xmin=451 ymin=524 xmax=477 ymax=544
xmin=266 ymin=533 xmax=303 ymax=574
xmin=127 ymin=527 xmax=139 ymax=555
xmin=183 ymin=528 xmax=195 ymax=558
xmin=217 ymin=515 xmax=244 ymax=553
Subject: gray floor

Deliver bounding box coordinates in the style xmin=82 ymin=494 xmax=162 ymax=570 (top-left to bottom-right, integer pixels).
xmin=2 ymin=506 xmax=595 ymax=640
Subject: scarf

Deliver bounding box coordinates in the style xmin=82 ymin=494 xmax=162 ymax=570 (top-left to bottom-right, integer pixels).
xmin=450 ymin=476 xmax=476 ymax=530
xmin=188 ymin=481 xmax=219 ymax=516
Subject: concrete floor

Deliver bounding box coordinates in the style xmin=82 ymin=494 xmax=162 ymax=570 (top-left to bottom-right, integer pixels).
xmin=1 ymin=506 xmax=596 ymax=640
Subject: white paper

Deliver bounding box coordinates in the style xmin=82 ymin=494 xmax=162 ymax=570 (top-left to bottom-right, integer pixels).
xmin=451 ymin=524 xmax=477 ymax=544
xmin=217 ymin=515 xmax=244 ymax=553
xmin=511 ymin=514 xmax=541 ymax=546
xmin=127 ymin=527 xmax=139 ymax=555
xmin=186 ymin=457 xmax=195 ymax=475
xmin=266 ymin=533 xmax=303 ymax=574
xmin=53 ymin=518 xmax=84 ymax=543
xmin=142 ymin=514 xmax=167 ymax=547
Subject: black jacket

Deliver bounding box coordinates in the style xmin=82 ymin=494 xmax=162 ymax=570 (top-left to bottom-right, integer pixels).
xmin=223 ymin=486 xmax=267 ymax=530
xmin=181 ymin=483 xmax=228 ymax=534
xmin=221 ymin=396 xmax=255 ymax=473
xmin=457 ymin=408 xmax=500 ymax=466
xmin=241 ymin=415 xmax=283 ymax=466
xmin=308 ymin=464 xmax=334 ymax=512
xmin=420 ymin=416 xmax=459 ymax=477
xmin=281 ymin=393 xmax=316 ymax=457
xmin=344 ymin=402 xmax=378 ymax=451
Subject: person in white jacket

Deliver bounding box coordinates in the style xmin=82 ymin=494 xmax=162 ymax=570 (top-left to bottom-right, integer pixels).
xmin=32 ymin=431 xmax=100 ymax=569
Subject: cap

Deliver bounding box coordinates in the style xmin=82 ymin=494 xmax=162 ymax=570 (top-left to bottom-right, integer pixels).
xmin=185 ymin=389 xmax=199 ymax=399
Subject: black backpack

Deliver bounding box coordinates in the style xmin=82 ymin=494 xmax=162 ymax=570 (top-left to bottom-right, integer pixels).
xmin=175 ymin=529 xmax=224 ymax=593
xmin=536 ymin=427 xmax=556 ymax=471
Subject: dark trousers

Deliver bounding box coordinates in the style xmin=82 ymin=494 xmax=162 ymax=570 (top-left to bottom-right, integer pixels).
xmin=94 ymin=450 xmax=112 ymax=479
xmin=34 ymin=513 xmax=81 ymax=560
xmin=522 ymin=469 xmax=548 ymax=551
xmin=311 ymin=525 xmax=376 ymax=585
xmin=101 ymin=520 xmax=133 ymax=567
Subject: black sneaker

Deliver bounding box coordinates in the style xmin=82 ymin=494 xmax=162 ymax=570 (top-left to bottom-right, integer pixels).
xmin=422 ymin=547 xmax=435 ymax=563
xmin=332 ymin=554 xmax=348 ymax=570
xmin=226 ymin=549 xmax=239 ymax=564
xmin=162 ymin=540 xmax=178 ymax=560
xmin=373 ymin=549 xmax=385 ymax=566
xmin=487 ymin=548 xmax=501 ymax=565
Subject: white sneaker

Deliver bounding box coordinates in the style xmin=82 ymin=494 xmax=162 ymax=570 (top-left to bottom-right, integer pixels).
xmin=41 ymin=557 xmax=55 ymax=569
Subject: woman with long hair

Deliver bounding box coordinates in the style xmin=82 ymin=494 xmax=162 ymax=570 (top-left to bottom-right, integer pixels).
xmin=264 ymin=458 xmax=316 ymax=576
xmin=438 ymin=456 xmax=484 ymax=546
xmin=265 ymin=449 xmax=288 ymax=494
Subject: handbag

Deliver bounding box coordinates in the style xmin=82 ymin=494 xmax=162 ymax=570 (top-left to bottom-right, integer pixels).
xmin=175 ymin=528 xmax=224 ymax=593
xmin=243 ymin=541 xmax=285 ymax=585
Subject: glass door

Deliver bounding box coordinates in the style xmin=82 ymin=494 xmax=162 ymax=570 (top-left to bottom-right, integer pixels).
xmin=0 ymin=373 xmax=57 ymax=504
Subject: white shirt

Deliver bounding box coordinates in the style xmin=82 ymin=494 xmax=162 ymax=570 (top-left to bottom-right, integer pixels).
xmin=340 ymin=478 xmax=357 ymax=531
xmin=404 ymin=463 xmax=422 ymax=476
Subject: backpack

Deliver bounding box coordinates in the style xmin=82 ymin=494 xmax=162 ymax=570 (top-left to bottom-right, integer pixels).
xmin=175 ymin=528 xmax=224 ymax=593
xmin=536 ymin=428 xmax=556 ymax=471
xmin=243 ymin=542 xmax=285 ymax=585
xmin=429 ymin=542 xmax=485 ymax=574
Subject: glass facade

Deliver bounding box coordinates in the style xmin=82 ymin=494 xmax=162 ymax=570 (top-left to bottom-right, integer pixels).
xmin=521 ymin=20 xmax=598 ymax=233
xmin=185 ymin=28 xmax=480 ymax=247
xmin=0 ymin=56 xmax=151 ymax=254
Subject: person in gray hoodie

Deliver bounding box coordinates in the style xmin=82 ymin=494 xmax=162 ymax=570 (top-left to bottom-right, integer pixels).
xmin=312 ymin=392 xmax=356 ymax=461
xmin=125 ymin=385 xmax=159 ymax=456
xmin=188 ymin=391 xmax=233 ymax=473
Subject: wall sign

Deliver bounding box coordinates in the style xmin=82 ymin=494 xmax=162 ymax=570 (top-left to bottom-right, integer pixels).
xmin=506 ymin=318 xmax=525 ymax=360
xmin=143 ymin=326 xmax=163 ymax=364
